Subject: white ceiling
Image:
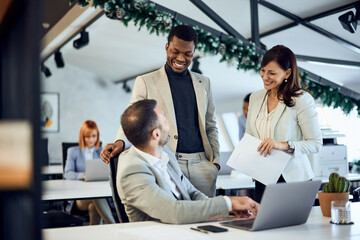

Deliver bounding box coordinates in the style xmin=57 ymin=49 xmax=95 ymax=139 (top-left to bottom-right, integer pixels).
xmin=43 ymin=0 xmax=360 ymax=103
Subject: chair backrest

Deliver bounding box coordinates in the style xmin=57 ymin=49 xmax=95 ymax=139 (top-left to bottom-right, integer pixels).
xmin=40 ymin=138 xmax=49 ymax=166
xmin=61 ymin=142 xmax=79 ymax=173
xmin=109 ymin=156 xmax=129 ymax=223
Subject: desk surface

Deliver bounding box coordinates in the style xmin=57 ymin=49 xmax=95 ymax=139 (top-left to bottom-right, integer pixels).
xmin=42 ymin=173 xmax=360 ymax=201
xmin=42 ymin=180 xmax=112 ymax=201
xmin=42 ymin=165 xmax=63 ymax=175
xmin=216 ymin=172 xmax=360 ymax=190
xmin=43 ymin=202 xmax=360 ymax=240
xmin=42 ymin=175 xmax=247 ymax=201
xmin=216 ymin=174 xmax=254 ymax=190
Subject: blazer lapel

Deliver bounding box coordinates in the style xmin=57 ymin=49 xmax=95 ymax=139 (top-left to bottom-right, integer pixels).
xmin=154 ymin=66 xmax=177 ymax=130
xmin=80 ymin=148 xmax=86 ymax=161
xmin=190 ymin=72 xmax=205 ymax=121
xmin=130 ymin=147 xmax=182 ymax=198
xmin=166 ymin=165 xmax=191 ymax=200
xmin=270 ymin=101 xmax=286 ymax=139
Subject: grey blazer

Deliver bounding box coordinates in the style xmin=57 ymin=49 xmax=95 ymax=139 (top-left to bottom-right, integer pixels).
xmin=115 ymin=65 xmax=220 ymax=164
xmin=246 ymin=89 xmax=322 ymax=182
xmin=64 ymin=146 xmax=102 ymax=180
xmin=116 ymin=146 xmax=229 ymax=224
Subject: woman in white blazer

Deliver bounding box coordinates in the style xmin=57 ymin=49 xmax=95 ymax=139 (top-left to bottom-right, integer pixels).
xmin=245 ymin=45 xmax=322 ymax=202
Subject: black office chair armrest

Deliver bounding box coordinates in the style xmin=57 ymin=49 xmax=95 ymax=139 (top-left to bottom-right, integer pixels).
xmin=353 ymin=187 xmax=360 ymax=202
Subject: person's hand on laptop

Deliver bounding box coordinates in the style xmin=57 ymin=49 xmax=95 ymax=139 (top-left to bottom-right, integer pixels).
xmin=229 ymin=196 xmax=259 ymax=218
xmin=100 ymin=140 xmax=125 ymax=164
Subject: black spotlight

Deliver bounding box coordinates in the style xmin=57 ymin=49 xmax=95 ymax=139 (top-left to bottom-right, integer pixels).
xmin=123 ymin=81 xmax=131 ymax=93
xmin=339 ymin=11 xmax=357 ymax=33
xmin=73 ymin=29 xmax=89 ymax=49
xmin=41 ymin=63 xmax=51 ymax=77
xmin=54 ymin=50 xmax=65 ymax=68
xmin=191 ymin=57 xmax=202 ymax=74
xmin=339 ymin=4 xmax=360 ymax=34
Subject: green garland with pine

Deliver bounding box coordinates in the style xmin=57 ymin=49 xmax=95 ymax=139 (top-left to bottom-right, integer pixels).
xmin=71 ymin=0 xmax=360 ymax=115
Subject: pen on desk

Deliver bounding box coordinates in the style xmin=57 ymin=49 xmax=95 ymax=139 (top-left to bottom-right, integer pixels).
xmin=190 ymin=227 xmax=208 ymax=234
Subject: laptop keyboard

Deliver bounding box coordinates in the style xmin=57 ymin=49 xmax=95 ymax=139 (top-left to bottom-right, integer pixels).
xmin=222 ymin=218 xmax=255 ymax=229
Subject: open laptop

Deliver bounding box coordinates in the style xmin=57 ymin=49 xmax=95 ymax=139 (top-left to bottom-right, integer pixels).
xmin=220 ymin=180 xmax=321 ymax=231
xmin=218 ymin=151 xmax=235 ymax=175
xmin=84 ymin=159 xmax=109 ymax=182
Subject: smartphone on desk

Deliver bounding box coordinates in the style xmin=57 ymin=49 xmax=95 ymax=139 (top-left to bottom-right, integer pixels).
xmin=197 ymin=225 xmax=228 ymax=233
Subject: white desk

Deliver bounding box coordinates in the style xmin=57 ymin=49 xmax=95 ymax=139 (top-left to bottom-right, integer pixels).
xmin=42 ymin=180 xmax=112 ymax=201
xmin=216 ymin=173 xmax=360 ymax=191
xmin=42 ymin=174 xmax=254 ymax=202
xmin=42 ymin=173 xmax=360 ymax=201
xmin=42 ymin=165 xmax=63 ymax=175
xmin=216 ymin=174 xmax=254 ymax=190
xmin=314 ymin=173 xmax=360 ymax=183
xmin=43 ymin=202 xmax=360 ymax=240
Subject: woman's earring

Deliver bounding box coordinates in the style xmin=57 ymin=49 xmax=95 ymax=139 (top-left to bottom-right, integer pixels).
xmin=284 ymin=79 xmax=288 ymax=83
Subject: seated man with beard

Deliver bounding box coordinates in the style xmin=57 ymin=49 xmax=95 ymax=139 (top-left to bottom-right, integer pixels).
xmin=117 ymin=99 xmax=259 ymax=224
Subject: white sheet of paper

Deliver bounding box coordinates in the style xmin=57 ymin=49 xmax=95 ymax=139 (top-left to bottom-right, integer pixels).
xmin=226 ymin=133 xmax=291 ymax=185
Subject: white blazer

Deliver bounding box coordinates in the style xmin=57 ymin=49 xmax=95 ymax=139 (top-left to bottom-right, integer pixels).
xmin=246 ymin=89 xmax=322 ymax=182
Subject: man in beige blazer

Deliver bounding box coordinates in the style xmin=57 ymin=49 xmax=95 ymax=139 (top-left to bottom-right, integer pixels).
xmin=117 ymin=99 xmax=258 ymax=223
xmin=101 ymin=25 xmax=219 ymax=197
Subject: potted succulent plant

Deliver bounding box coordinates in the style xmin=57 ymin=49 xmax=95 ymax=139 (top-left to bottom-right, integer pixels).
xmin=318 ymin=172 xmax=350 ymax=217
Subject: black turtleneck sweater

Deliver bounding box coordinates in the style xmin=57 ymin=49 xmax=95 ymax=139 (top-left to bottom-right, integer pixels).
xmin=165 ymin=63 xmax=204 ymax=153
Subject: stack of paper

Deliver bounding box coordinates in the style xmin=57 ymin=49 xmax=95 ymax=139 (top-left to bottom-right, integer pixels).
xmin=226 ymin=134 xmax=291 ymax=185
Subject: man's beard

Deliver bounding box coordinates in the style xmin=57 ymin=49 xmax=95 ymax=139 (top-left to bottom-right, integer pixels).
xmin=159 ymin=134 xmax=170 ymax=147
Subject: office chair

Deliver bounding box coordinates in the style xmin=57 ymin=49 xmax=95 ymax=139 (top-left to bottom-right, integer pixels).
xmin=61 ymin=142 xmax=79 ymax=174
xmin=61 ymin=142 xmax=88 ymax=219
xmin=40 ymin=138 xmax=49 ymax=166
xmin=109 ymin=156 xmax=129 ymax=223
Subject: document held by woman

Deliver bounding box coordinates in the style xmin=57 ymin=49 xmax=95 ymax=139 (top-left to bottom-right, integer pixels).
xmin=227 ymin=133 xmax=291 ymax=185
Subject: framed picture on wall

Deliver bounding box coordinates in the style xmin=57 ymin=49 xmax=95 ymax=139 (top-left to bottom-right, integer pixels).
xmin=40 ymin=92 xmax=59 ymax=133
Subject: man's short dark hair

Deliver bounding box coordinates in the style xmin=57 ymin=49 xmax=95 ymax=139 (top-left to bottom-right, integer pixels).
xmin=244 ymin=93 xmax=251 ymax=103
xmin=168 ymin=25 xmax=198 ymax=46
xmin=121 ymin=99 xmax=159 ymax=148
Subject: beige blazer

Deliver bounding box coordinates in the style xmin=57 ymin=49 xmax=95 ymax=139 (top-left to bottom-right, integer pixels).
xmin=116 ymin=65 xmax=220 ymax=164
xmin=246 ymin=89 xmax=322 ymax=182
xmin=116 ymin=146 xmax=229 ymax=224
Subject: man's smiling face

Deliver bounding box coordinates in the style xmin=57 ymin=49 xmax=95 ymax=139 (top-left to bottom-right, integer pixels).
xmin=165 ymin=36 xmax=195 ymax=73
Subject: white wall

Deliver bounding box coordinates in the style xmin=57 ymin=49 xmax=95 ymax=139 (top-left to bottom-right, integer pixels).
xmin=41 ymin=61 xmax=133 ymax=164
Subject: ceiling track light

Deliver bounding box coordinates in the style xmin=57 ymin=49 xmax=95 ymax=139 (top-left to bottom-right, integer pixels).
xmin=54 ymin=50 xmax=65 ymax=68
xmin=191 ymin=57 xmax=202 ymax=74
xmin=41 ymin=63 xmax=51 ymax=77
xmin=338 ymin=3 xmax=360 ymax=33
xmin=123 ymin=81 xmax=131 ymax=93
xmin=73 ymin=29 xmax=89 ymax=49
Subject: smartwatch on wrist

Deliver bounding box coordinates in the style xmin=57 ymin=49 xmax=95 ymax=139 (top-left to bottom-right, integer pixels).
xmin=287 ymin=141 xmax=295 ymax=153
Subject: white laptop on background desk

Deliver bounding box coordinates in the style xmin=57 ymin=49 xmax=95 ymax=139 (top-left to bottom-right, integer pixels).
xmin=84 ymin=159 xmax=109 ymax=182
xmin=220 ymin=180 xmax=321 ymax=231
xmin=218 ymin=151 xmax=234 ymax=175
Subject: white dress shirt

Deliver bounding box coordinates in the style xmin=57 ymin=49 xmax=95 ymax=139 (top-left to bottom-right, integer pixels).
xmin=84 ymin=146 xmax=95 ymax=161
xmin=255 ymin=93 xmax=278 ymax=141
xmin=134 ymin=147 xmax=181 ymax=199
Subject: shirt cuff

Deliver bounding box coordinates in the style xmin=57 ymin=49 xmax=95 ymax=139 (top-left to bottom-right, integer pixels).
xmin=223 ymin=196 xmax=232 ymax=211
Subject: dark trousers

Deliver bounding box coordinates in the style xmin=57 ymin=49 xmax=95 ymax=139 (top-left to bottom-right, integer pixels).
xmin=254 ymin=175 xmax=286 ymax=203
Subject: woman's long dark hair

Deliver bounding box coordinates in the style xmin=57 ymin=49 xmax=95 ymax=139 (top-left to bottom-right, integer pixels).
xmin=261 ymin=45 xmax=304 ymax=107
